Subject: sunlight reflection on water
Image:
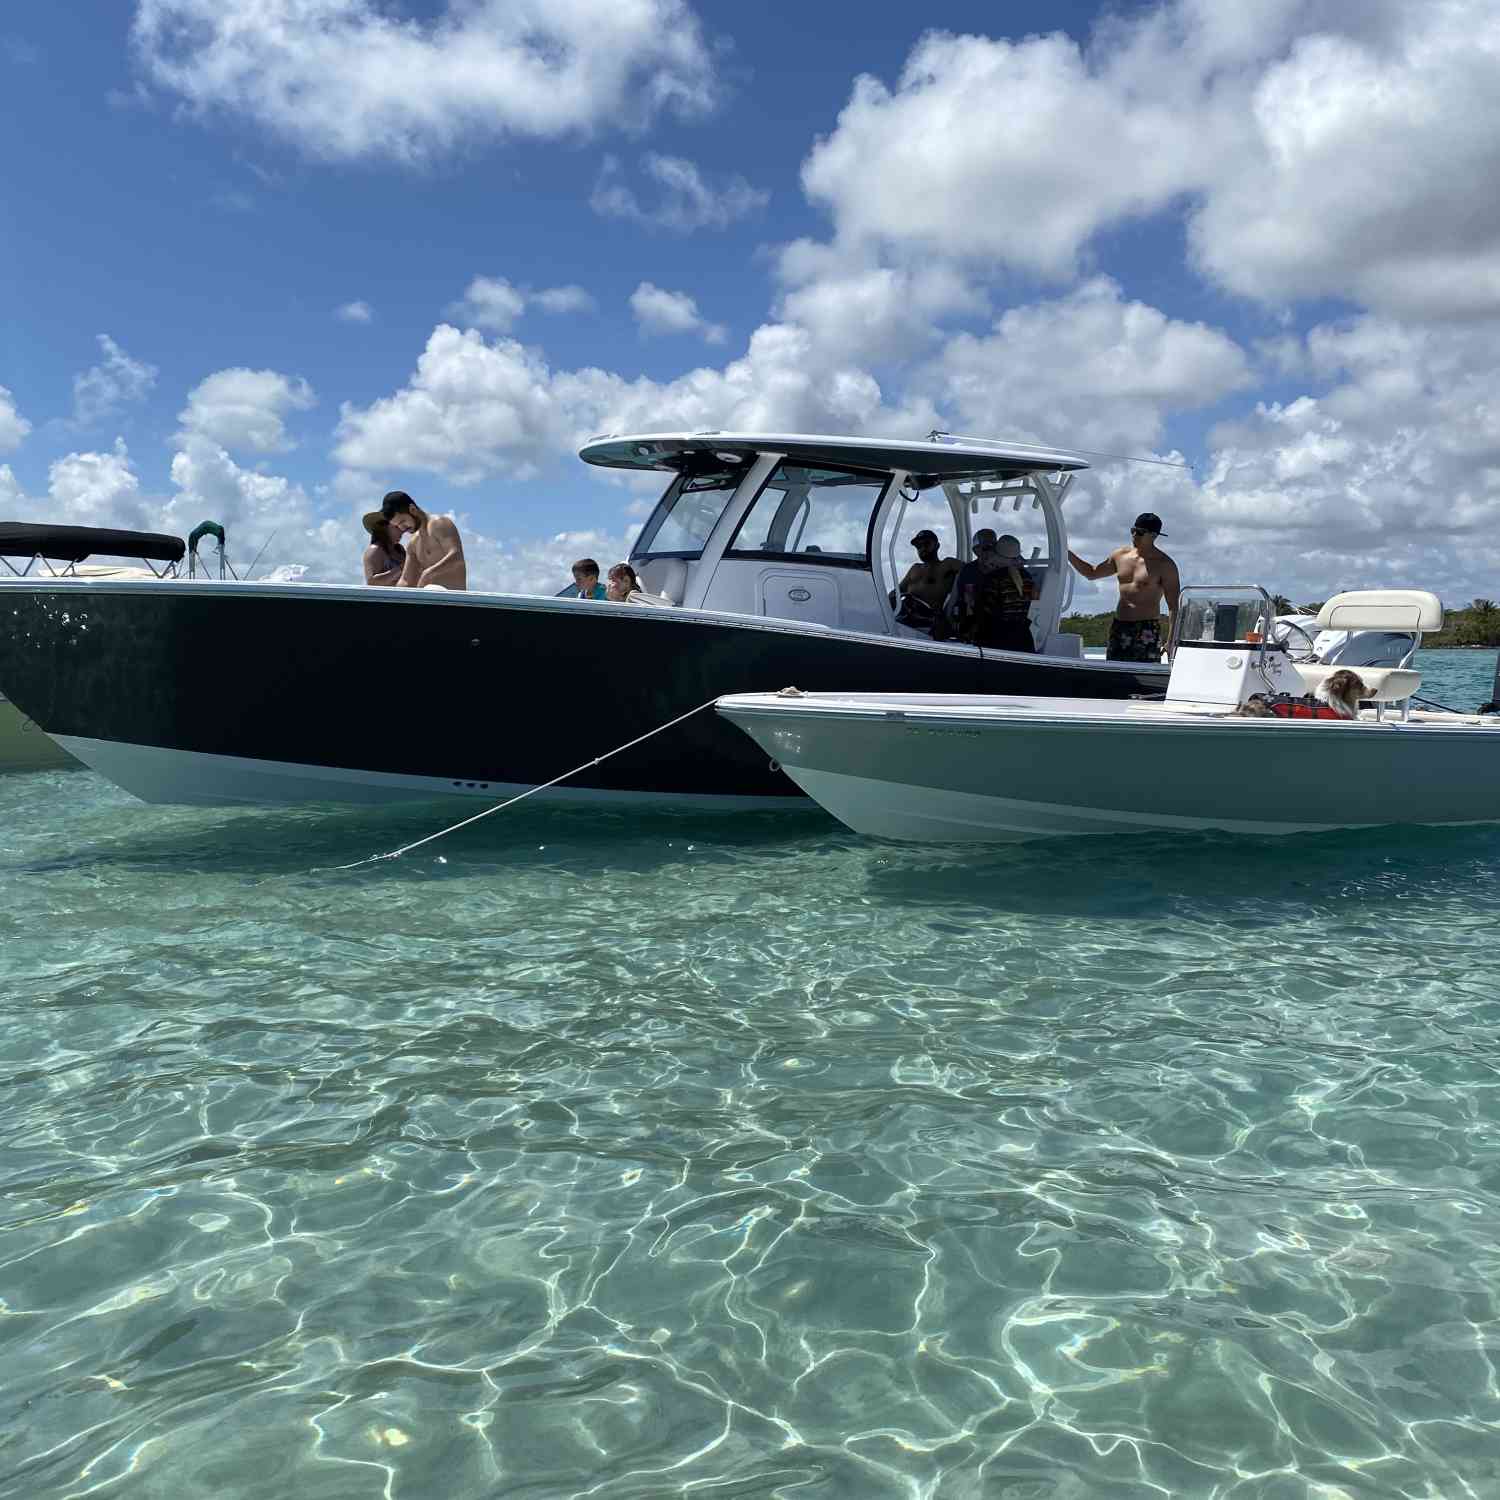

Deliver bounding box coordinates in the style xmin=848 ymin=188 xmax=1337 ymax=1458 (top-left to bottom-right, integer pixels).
xmin=3 ymin=651 xmax=1499 ymax=1497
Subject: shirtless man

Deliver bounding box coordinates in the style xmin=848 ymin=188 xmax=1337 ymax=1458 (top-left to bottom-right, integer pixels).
xmin=897 ymin=529 xmax=961 ymax=613
xmin=381 ymin=490 xmax=467 ymax=590
xmin=1067 ymin=511 xmax=1180 ymax=662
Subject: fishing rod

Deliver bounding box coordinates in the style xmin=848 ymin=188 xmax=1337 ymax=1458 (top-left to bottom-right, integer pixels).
xmin=241 ymin=529 xmax=278 ymax=582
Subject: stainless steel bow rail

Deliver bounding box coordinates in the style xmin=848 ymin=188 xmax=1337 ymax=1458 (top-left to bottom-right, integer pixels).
xmin=316 ymin=695 xmax=732 ymax=872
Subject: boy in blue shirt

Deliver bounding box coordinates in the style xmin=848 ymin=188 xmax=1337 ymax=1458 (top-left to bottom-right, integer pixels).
xmin=570 ymin=558 xmax=607 ymax=600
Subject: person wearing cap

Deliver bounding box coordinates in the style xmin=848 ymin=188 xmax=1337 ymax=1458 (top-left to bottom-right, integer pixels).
xmin=953 ymin=529 xmax=1039 ymax=652
xmin=894 ymin=529 xmax=961 ymax=625
xmin=1067 ymin=512 xmax=1180 ymax=662
xmin=381 ymin=490 xmax=467 ymax=590
xmin=361 ymin=510 xmax=406 ymax=586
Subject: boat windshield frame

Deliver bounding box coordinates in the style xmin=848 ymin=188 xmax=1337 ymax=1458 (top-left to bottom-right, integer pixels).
xmin=722 ymin=458 xmax=891 ymax=572
xmin=631 ymin=465 xmax=747 ymax=562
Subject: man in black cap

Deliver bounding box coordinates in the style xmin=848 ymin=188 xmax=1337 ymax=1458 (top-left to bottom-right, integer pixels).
xmin=381 ymin=490 xmax=467 ymax=590
xmin=1067 ymin=512 xmax=1179 ymax=662
xmin=894 ymin=527 xmax=961 ymax=625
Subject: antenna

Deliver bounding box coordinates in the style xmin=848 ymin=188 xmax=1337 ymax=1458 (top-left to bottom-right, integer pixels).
xmin=928 ymin=430 xmax=1192 ymax=473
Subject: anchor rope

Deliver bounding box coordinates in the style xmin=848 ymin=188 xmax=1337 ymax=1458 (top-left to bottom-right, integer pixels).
xmin=319 ymin=695 xmax=728 ymax=872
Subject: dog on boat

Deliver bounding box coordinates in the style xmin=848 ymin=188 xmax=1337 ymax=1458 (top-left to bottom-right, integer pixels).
xmin=1314 ymin=668 xmax=1369 ymax=719
xmin=1237 ymin=668 xmax=1370 ymax=719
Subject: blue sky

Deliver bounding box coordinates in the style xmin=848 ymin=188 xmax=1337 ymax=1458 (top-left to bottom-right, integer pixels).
xmin=3 ymin=1 xmax=1499 ymax=603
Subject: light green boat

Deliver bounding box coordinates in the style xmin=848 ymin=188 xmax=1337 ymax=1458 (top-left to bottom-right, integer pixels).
xmin=0 ymin=696 xmax=75 ymax=771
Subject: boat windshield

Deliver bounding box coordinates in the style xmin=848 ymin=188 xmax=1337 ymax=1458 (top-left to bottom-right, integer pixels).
xmin=632 ymin=467 xmax=743 ymax=560
xmin=1178 ymin=589 xmax=1273 ymax=645
xmin=726 ymin=462 xmax=886 ymax=568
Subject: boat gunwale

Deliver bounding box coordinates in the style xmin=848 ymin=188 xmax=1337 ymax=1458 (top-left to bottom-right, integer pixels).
xmin=715 ymin=693 xmax=1500 ymax=736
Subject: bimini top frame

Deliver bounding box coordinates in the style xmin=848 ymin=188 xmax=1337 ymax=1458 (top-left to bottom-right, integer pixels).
xmin=0 ymin=522 xmax=187 ymax=578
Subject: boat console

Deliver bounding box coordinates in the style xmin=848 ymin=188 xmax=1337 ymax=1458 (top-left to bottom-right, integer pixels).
xmin=1165 ymin=585 xmax=1440 ymax=716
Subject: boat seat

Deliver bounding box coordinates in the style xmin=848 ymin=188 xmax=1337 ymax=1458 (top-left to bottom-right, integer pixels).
xmin=1294 ymin=665 xmax=1421 ymax=701
xmin=1316 ymin=589 xmax=1442 ymax=633
xmin=635 ymin=557 xmax=686 ymax=604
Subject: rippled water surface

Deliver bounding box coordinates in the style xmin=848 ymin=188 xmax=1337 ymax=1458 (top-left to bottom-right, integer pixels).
xmin=5 ymin=651 xmax=1500 ymax=1498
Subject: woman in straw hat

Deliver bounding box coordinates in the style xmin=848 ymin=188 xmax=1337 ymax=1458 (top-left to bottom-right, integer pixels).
xmin=362 ymin=510 xmax=407 ymax=586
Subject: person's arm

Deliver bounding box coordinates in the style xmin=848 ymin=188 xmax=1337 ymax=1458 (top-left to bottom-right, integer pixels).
xmin=364 ymin=545 xmax=401 ymax=586
xmin=1162 ymin=556 xmax=1182 ymax=635
xmin=1067 ymin=548 xmax=1118 ymax=581
xmin=397 ymin=543 xmax=422 ymax=587
xmin=417 ymin=517 xmax=464 ymax=585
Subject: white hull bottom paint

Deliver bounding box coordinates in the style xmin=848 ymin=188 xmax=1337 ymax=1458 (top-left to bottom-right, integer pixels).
xmin=53 ymin=736 xmax=807 ymax=812
xmin=790 ymin=767 xmax=1351 ymax=842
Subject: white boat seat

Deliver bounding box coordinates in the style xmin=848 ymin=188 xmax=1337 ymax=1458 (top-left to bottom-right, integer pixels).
xmin=635 ymin=557 xmax=687 ymax=604
xmin=1316 ymin=589 xmax=1443 ymax=633
xmin=1295 ymin=665 xmax=1421 ymax=702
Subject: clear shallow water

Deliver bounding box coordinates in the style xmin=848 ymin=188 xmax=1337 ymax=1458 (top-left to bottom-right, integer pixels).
xmin=4 ymin=651 xmax=1500 ymax=1499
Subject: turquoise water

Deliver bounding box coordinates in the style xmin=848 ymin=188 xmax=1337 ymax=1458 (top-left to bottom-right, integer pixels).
xmin=4 ymin=650 xmax=1500 ymax=1498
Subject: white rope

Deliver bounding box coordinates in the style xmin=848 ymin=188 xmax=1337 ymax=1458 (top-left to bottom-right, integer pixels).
xmin=318 ymin=696 xmax=726 ymax=872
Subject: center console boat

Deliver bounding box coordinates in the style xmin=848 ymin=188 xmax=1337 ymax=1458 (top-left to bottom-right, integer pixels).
xmin=0 ymin=432 xmax=1168 ymax=808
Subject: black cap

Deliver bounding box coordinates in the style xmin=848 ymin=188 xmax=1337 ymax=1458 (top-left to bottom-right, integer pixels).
xmin=1132 ymin=512 xmax=1165 ymax=537
xmin=909 ymin=528 xmax=938 ymax=545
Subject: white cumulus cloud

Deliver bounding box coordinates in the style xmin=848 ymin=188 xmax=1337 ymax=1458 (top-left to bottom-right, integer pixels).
xmin=333 ymin=318 xmax=933 ymax=486
xmin=629 ymin=282 xmax=725 ymax=344
xmin=44 ymin=440 xmax=154 ymax=531
xmin=178 ymin=367 xmax=316 ymax=453
xmin=336 ymin=300 xmax=373 ymax=324
xmin=72 ymin=335 xmax=158 ymax=427
xmin=449 ymin=276 xmax=597 ymax=332
xmin=591 ymin=153 xmax=768 ymax=232
xmin=131 ymin=0 xmax=720 ymax=164
xmin=797 ymin=1 xmax=1500 ymax=317
xmin=0 ymin=386 xmax=31 ymax=452
xmin=925 ymin=277 xmax=1252 ymax=455
xmin=531 ymin=285 xmax=596 ymax=316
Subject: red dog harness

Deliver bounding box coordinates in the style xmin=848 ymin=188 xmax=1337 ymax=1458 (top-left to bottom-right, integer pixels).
xmin=1258 ymin=693 xmax=1347 ymax=720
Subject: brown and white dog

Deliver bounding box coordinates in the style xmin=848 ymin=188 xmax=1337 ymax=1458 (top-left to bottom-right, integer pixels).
xmin=1236 ymin=667 xmax=1370 ymax=719
xmin=1314 ymin=668 xmax=1369 ymax=719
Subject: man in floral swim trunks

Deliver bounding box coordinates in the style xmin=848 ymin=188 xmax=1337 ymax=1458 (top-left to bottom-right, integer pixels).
xmin=1067 ymin=512 xmax=1180 ymax=662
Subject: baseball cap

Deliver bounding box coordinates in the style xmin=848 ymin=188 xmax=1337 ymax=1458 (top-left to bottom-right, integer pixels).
xmin=1132 ymin=512 xmax=1166 ymax=536
xmin=909 ymin=528 xmax=938 ymax=544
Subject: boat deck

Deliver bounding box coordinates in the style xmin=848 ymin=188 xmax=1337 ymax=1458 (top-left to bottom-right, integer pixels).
xmin=721 ymin=691 xmax=1500 ymax=732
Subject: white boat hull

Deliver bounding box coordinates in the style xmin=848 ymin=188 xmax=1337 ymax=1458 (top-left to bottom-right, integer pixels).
xmin=51 ymin=735 xmax=805 ymax=811
xmin=717 ymin=692 xmax=1500 ymax=841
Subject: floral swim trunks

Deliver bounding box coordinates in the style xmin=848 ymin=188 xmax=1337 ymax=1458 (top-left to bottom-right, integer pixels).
xmin=1106 ymin=616 xmax=1165 ymax=663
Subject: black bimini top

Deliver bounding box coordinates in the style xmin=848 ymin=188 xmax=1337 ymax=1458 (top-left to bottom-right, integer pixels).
xmin=0 ymin=522 xmax=187 ymax=565
xmin=579 ymin=430 xmax=1089 ymax=487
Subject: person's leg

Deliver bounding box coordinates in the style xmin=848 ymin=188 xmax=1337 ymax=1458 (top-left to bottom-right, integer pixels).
xmin=1001 ymin=618 xmax=1035 ymax=653
xmin=1105 ymin=617 xmax=1129 ymax=661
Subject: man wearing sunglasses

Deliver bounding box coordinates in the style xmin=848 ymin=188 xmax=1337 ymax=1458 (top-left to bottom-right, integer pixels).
xmin=1067 ymin=512 xmax=1179 ymax=662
